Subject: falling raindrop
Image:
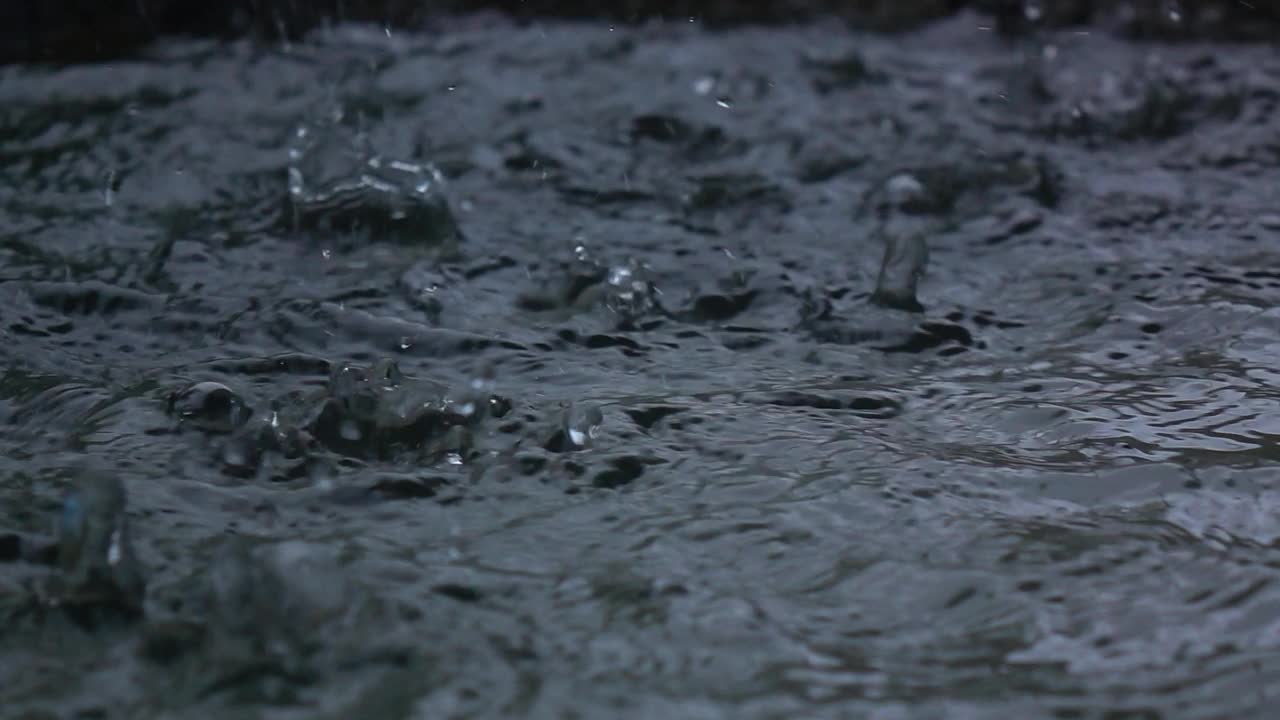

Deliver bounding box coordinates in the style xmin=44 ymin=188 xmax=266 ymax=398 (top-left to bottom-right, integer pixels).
xmin=103 ymin=170 xmax=116 ymax=207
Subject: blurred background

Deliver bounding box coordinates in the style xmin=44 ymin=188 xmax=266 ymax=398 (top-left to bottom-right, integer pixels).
xmin=5 ymin=0 xmax=1278 ymax=64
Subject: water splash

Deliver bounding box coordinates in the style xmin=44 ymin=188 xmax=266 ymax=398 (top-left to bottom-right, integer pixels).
xmin=285 ymin=106 xmax=461 ymax=249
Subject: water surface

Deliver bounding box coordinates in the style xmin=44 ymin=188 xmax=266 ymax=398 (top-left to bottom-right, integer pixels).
xmin=1 ymin=13 xmax=1279 ymax=719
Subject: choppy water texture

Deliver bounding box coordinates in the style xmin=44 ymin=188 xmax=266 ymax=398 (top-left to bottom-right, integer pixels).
xmin=2 ymin=12 xmax=1280 ymax=719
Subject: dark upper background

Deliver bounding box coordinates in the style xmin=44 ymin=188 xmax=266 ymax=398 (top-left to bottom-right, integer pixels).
xmin=4 ymin=0 xmax=1278 ymax=64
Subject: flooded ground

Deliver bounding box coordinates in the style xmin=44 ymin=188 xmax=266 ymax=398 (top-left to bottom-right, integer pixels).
xmin=1 ymin=9 xmax=1279 ymax=719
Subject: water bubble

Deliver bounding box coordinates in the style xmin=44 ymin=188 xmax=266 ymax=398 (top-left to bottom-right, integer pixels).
xmin=169 ymin=381 xmax=252 ymax=434
xmin=715 ymin=98 xmax=733 ymax=109
xmin=1023 ymin=0 xmax=1044 ymax=22
xmin=693 ymin=76 xmax=715 ymax=96
xmin=1163 ymin=0 xmax=1183 ymax=23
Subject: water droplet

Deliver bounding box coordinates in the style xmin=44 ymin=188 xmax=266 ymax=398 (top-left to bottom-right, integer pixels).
xmin=340 ymin=419 xmax=363 ymax=441
xmin=870 ymin=235 xmax=929 ymax=313
xmin=608 ymin=265 xmax=633 ymax=287
xmin=56 ymin=472 xmax=142 ymax=607
xmin=470 ymin=368 xmax=496 ymax=394
xmin=399 ymin=337 xmax=413 ymax=351
xmin=693 ymin=76 xmax=715 ymax=96
xmin=1163 ymin=0 xmax=1183 ymax=23
xmin=446 ymin=452 xmax=463 ymax=465
xmin=715 ymin=97 xmax=733 ymax=109
xmin=563 ymin=403 xmax=604 ymax=449
xmin=107 ymin=530 xmax=122 ymax=566
xmin=884 ymin=173 xmax=927 ymax=214
xmin=103 ymin=170 xmax=116 ymax=207
xmin=1023 ymin=0 xmax=1044 ymax=22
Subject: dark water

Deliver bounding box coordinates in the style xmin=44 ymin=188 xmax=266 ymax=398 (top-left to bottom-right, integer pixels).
xmin=2 ymin=11 xmax=1280 ymax=719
